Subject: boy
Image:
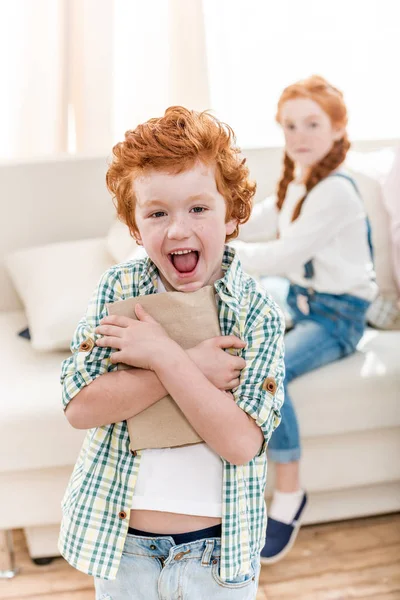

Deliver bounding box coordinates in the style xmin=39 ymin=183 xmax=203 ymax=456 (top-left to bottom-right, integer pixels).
xmin=59 ymin=106 xmax=285 ymax=599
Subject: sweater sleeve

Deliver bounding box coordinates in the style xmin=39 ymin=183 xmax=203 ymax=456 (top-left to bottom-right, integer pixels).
xmin=231 ymin=177 xmax=361 ymax=277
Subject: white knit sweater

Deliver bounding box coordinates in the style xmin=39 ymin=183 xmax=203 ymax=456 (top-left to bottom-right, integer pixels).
xmin=232 ymin=174 xmax=377 ymax=301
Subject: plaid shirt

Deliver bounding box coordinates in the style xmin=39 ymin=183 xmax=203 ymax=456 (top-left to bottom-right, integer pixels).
xmin=58 ymin=246 xmax=285 ymax=582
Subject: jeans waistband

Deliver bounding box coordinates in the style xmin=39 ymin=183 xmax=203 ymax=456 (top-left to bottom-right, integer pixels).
xmin=125 ymin=528 xmax=222 ymax=565
xmin=127 ymin=523 xmax=222 ymax=546
xmin=289 ymin=283 xmax=370 ymax=308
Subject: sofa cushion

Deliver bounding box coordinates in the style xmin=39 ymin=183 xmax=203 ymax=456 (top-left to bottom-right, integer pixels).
xmin=0 ymin=310 xmax=85 ymax=473
xmin=4 ymin=237 xmax=115 ymax=351
xmin=1 ymin=310 xmax=399 ymax=473
xmin=291 ymin=328 xmax=400 ymax=438
xmin=266 ymin=429 xmax=400 ymax=494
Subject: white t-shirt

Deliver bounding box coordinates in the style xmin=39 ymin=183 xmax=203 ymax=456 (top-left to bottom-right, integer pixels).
xmin=131 ymin=278 xmax=223 ymax=517
xmin=234 ymin=173 xmax=377 ymax=301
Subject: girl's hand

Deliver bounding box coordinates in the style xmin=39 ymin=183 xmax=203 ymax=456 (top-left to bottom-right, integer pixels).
xmin=187 ymin=336 xmax=246 ymax=390
xmin=95 ymin=304 xmax=174 ymax=370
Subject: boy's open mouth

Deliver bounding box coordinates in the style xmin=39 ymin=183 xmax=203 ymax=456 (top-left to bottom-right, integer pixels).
xmin=168 ymin=250 xmax=200 ymax=274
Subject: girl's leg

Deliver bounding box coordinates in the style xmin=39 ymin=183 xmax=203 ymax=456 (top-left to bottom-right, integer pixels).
xmin=268 ymin=319 xmax=347 ymax=465
xmin=261 ymin=319 xmax=349 ymax=563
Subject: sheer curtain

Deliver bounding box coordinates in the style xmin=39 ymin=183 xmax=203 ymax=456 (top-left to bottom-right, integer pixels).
xmin=75 ymin=0 xmax=210 ymax=153
xmin=2 ymin=0 xmax=398 ymax=159
xmin=0 ymin=0 xmax=115 ymax=159
xmin=202 ymin=0 xmax=400 ymax=148
xmin=0 ymin=0 xmax=67 ymax=160
xmin=68 ymin=0 xmax=114 ymax=155
xmin=0 ymin=0 xmax=210 ymax=159
xmin=112 ymin=0 xmax=210 ymax=144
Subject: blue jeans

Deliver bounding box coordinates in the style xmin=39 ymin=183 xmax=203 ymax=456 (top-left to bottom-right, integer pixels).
xmin=94 ymin=532 xmax=261 ymax=599
xmin=268 ymin=284 xmax=370 ymax=463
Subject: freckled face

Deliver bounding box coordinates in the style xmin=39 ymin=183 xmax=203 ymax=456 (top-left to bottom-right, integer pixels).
xmin=280 ymin=98 xmax=344 ymax=168
xmin=133 ymin=161 xmax=237 ymax=292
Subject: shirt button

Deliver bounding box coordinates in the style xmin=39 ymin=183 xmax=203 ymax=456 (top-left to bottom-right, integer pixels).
xmin=118 ymin=511 xmax=127 ymax=519
xmin=262 ymin=377 xmax=277 ymax=394
xmin=79 ymin=339 xmax=94 ymax=352
xmin=174 ymin=550 xmax=191 ymax=561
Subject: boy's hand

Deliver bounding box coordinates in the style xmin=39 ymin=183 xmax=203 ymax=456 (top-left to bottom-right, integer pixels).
xmin=187 ymin=336 xmax=246 ymax=391
xmin=95 ymin=304 xmax=174 ymax=370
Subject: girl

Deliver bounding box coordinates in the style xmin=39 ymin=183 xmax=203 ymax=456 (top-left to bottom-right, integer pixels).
xmin=233 ymin=75 xmax=377 ymax=563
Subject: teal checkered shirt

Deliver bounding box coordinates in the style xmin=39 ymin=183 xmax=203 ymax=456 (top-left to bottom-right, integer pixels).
xmin=58 ymin=246 xmax=285 ymax=582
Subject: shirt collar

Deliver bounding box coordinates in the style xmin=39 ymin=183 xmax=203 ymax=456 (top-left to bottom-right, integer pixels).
xmin=138 ymin=245 xmax=246 ymax=303
xmin=214 ymin=245 xmax=246 ymax=301
xmin=138 ymin=257 xmax=159 ymax=295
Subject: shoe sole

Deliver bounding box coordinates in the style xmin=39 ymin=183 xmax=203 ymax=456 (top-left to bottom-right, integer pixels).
xmin=260 ymin=507 xmax=306 ymax=565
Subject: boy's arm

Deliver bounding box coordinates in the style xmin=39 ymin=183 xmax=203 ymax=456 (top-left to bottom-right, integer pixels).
xmin=150 ymin=302 xmax=285 ymax=466
xmin=231 ymin=303 xmax=285 ymax=457
xmin=152 ymin=346 xmax=264 ymax=465
xmin=64 ymin=367 xmax=166 ymax=429
xmin=61 ymin=266 xmax=129 ymax=420
xmin=65 ymin=336 xmax=245 ymax=429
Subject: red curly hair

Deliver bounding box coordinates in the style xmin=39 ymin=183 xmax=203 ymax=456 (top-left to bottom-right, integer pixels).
xmin=275 ymin=75 xmax=351 ymax=221
xmin=106 ymin=106 xmax=256 ymax=241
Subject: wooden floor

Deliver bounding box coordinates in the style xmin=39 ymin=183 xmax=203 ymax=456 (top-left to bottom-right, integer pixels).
xmin=1 ymin=514 xmax=399 ymax=599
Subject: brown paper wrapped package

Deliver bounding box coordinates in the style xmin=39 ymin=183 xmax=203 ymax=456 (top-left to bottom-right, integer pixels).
xmin=106 ymin=285 xmax=221 ymax=452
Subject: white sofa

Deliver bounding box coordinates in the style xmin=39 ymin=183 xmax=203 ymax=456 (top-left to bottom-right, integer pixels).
xmin=1 ymin=145 xmax=399 ymax=574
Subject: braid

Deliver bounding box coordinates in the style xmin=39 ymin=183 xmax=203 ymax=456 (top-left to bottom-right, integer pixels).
xmin=276 ymin=152 xmax=295 ymax=211
xmin=291 ymin=135 xmax=351 ymax=221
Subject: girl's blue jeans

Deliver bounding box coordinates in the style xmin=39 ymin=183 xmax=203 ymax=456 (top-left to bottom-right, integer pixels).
xmin=94 ymin=531 xmax=261 ymax=599
xmin=268 ymin=284 xmax=370 ymax=463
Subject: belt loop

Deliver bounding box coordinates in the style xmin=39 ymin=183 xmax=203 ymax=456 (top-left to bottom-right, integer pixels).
xmin=201 ymin=539 xmax=215 ymax=567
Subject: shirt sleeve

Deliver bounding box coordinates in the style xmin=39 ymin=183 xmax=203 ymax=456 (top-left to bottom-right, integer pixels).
xmin=60 ymin=267 xmax=124 ymax=409
xmin=233 ymin=297 xmax=285 ymax=456
xmin=238 ymin=195 xmax=279 ymax=243
xmin=232 ymin=177 xmax=361 ymax=277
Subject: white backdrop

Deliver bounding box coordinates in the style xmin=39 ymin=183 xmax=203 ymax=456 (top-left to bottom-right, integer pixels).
xmin=203 ymin=0 xmax=400 ymax=147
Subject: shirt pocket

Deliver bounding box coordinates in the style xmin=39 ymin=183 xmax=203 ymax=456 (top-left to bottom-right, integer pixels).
xmin=211 ymin=554 xmax=259 ymax=589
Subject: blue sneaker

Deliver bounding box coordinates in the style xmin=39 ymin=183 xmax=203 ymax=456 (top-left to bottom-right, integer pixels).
xmin=260 ymin=492 xmax=308 ymax=564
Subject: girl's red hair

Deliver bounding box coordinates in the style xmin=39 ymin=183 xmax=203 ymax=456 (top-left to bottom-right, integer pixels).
xmin=275 ymin=75 xmax=351 ymax=220
xmin=106 ymin=106 xmax=256 ymax=241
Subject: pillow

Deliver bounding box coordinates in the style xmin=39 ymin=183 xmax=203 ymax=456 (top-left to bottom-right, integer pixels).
xmin=5 ymin=238 xmax=115 ymax=351
xmin=344 ymin=149 xmax=398 ymax=300
xmin=345 ymin=148 xmax=400 ymax=331
xmin=366 ymin=295 xmax=400 ymax=330
xmin=382 ymin=146 xmax=400 ymax=293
